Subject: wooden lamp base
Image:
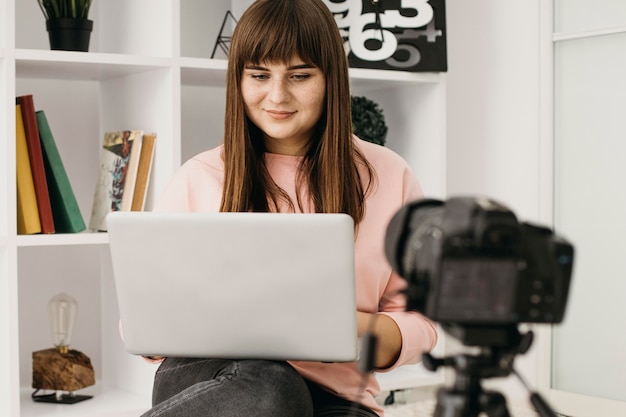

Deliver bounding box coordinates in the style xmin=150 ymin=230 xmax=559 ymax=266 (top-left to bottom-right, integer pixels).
xmin=31 ymin=348 xmax=95 ymax=404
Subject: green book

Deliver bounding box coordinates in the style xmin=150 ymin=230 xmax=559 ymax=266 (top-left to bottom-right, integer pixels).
xmin=36 ymin=110 xmax=86 ymax=233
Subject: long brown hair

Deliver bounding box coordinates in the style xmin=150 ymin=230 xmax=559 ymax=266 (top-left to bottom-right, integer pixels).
xmin=220 ymin=0 xmax=374 ymax=225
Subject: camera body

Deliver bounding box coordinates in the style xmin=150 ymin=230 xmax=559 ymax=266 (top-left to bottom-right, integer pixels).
xmin=385 ymin=197 xmax=574 ymax=327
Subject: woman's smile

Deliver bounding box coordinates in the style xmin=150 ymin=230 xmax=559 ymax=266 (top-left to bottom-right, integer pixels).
xmin=265 ymin=109 xmax=297 ymax=120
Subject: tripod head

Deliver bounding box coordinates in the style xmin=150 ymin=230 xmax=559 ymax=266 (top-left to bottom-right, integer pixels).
xmin=422 ymin=325 xmax=558 ymax=417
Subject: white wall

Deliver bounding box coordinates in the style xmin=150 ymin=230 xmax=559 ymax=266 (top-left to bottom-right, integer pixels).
xmin=445 ymin=0 xmax=544 ymax=405
xmin=446 ymin=0 xmax=542 ymax=221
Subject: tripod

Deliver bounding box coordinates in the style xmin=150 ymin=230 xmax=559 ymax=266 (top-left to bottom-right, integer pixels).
xmin=422 ymin=326 xmax=558 ymax=417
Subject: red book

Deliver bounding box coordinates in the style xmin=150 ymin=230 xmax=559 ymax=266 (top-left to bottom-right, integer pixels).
xmin=16 ymin=95 xmax=55 ymax=234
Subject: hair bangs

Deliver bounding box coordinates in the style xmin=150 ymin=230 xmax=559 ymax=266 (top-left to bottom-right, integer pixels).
xmin=234 ymin=2 xmax=328 ymax=70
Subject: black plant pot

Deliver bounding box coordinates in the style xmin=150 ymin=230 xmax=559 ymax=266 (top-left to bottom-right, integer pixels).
xmin=46 ymin=18 xmax=93 ymax=52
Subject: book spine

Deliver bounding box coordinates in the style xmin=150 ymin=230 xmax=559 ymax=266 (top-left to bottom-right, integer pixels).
xmin=120 ymin=133 xmax=144 ymax=211
xmin=36 ymin=110 xmax=86 ymax=233
xmin=131 ymin=133 xmax=156 ymax=211
xmin=16 ymin=95 xmax=55 ymax=234
xmin=15 ymin=105 xmax=42 ymax=234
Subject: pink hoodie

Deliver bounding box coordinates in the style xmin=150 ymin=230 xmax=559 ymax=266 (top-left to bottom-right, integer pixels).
xmin=152 ymin=138 xmax=437 ymax=415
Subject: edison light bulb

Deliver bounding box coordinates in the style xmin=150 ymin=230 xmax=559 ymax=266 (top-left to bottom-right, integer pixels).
xmin=48 ymin=292 xmax=78 ymax=354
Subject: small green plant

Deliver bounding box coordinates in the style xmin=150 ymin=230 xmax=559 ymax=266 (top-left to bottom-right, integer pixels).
xmin=351 ymin=95 xmax=388 ymax=147
xmin=37 ymin=0 xmax=93 ymax=19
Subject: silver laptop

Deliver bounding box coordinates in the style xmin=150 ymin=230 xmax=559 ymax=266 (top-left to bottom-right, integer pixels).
xmin=106 ymin=211 xmax=358 ymax=362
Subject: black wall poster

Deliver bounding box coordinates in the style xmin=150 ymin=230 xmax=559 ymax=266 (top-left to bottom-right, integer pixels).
xmin=323 ymin=0 xmax=447 ymax=72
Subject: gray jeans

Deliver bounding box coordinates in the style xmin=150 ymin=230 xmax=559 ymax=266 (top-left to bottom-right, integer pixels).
xmin=141 ymin=358 xmax=378 ymax=417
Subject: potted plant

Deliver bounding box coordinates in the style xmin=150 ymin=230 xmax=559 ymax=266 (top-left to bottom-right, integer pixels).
xmin=351 ymin=95 xmax=388 ymax=147
xmin=37 ymin=0 xmax=94 ymax=52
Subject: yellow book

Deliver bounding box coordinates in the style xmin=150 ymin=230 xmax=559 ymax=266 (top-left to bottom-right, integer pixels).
xmin=16 ymin=104 xmax=42 ymax=234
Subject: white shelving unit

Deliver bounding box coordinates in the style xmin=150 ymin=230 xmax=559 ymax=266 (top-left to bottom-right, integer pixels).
xmin=0 ymin=1 xmax=447 ymax=415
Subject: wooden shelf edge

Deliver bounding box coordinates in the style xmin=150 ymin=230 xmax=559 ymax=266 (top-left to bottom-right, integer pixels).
xmin=15 ymin=51 xmax=172 ymax=81
xmin=17 ymin=232 xmax=108 ymax=247
xmin=15 ymin=49 xmax=170 ymax=67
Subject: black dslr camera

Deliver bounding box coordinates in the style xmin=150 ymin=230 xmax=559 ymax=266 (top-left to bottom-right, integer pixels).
xmin=385 ymin=197 xmax=573 ymax=336
xmin=384 ymin=197 xmax=575 ymax=417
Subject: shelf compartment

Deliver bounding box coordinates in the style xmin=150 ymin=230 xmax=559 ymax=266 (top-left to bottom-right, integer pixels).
xmin=15 ymin=64 xmax=177 ymax=225
xmin=17 ymin=245 xmax=102 ymax=397
xmin=16 ymin=0 xmax=175 ymax=57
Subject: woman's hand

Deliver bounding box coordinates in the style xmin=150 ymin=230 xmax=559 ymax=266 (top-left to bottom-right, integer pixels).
xmin=142 ymin=355 xmax=166 ymax=364
xmin=356 ymin=311 xmax=402 ymax=369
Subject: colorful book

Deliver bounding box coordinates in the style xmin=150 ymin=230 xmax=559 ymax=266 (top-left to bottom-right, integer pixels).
xmin=130 ymin=133 xmax=156 ymax=211
xmin=36 ymin=110 xmax=86 ymax=233
xmin=120 ymin=133 xmax=144 ymax=211
xmin=16 ymin=95 xmax=55 ymax=234
xmin=89 ymin=130 xmax=143 ymax=231
xmin=16 ymin=104 xmax=42 ymax=235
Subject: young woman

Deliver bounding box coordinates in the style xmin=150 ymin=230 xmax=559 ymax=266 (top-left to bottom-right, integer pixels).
xmin=142 ymin=0 xmax=437 ymax=416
